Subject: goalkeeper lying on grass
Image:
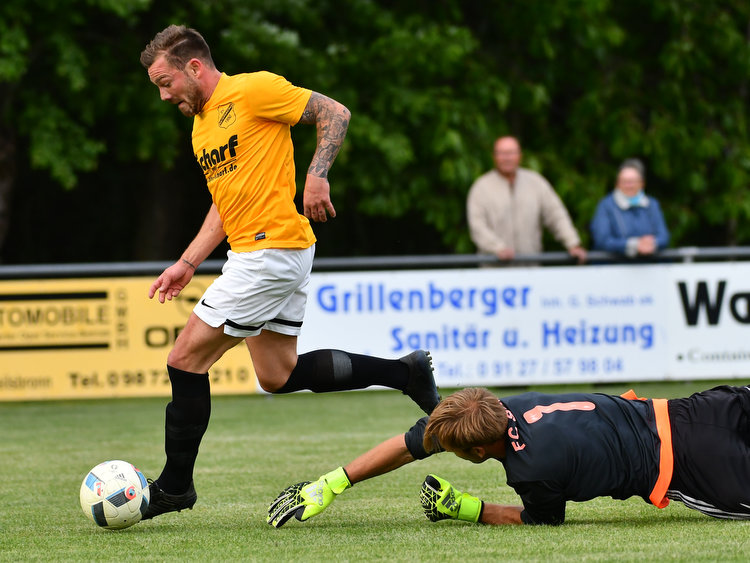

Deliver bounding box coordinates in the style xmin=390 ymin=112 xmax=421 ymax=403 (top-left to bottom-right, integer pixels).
xmin=269 ymin=384 xmax=750 ymax=526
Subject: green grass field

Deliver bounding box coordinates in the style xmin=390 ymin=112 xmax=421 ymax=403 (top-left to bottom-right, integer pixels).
xmin=2 ymin=380 xmax=750 ymax=561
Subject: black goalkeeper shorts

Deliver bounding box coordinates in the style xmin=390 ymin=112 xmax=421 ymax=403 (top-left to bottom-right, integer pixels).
xmin=667 ymin=384 xmax=750 ymax=519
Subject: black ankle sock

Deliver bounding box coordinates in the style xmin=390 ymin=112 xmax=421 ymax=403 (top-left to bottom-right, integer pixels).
xmin=275 ymin=349 xmax=409 ymax=393
xmin=156 ymin=366 xmax=210 ymax=494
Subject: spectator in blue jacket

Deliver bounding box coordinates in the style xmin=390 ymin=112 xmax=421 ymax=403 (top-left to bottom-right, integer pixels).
xmin=590 ymin=158 xmax=669 ymax=257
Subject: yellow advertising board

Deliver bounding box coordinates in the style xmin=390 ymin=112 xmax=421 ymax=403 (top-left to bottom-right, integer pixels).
xmin=0 ymin=277 xmax=258 ymax=401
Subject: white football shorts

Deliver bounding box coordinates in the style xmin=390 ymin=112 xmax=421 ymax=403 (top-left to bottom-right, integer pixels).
xmin=194 ymin=245 xmax=314 ymax=338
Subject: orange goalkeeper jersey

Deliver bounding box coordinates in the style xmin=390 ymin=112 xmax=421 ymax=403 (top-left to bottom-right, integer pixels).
xmin=192 ymin=71 xmax=315 ymax=252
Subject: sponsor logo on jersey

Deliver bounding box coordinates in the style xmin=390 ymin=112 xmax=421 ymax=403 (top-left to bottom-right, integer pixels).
xmin=196 ymin=134 xmax=239 ymax=183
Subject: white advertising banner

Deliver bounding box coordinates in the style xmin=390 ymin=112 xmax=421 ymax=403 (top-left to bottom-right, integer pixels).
xmin=298 ymin=262 xmax=750 ymax=387
xmin=2 ymin=261 xmax=748 ymax=401
xmin=666 ymin=263 xmax=750 ymax=379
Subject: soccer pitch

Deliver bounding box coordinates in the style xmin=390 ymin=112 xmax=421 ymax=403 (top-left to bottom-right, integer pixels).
xmin=2 ymin=381 xmax=749 ymax=561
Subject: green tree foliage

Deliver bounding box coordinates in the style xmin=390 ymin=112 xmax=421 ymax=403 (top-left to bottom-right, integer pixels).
xmin=2 ymin=0 xmax=749 ymax=263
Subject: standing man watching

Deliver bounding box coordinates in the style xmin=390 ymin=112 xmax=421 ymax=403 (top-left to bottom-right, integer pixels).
xmin=467 ymin=136 xmax=587 ymax=263
xmin=139 ymin=25 xmax=439 ymax=520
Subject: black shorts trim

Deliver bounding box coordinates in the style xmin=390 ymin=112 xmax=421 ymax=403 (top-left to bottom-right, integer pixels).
xmin=270 ymin=317 xmax=303 ymax=328
xmin=224 ymin=318 xmax=302 ymax=332
xmin=225 ymin=319 xmax=266 ymax=331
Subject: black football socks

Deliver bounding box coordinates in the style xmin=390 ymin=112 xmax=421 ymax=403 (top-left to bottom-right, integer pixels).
xmin=156 ymin=366 xmax=211 ymax=495
xmin=276 ymin=349 xmax=409 ymax=393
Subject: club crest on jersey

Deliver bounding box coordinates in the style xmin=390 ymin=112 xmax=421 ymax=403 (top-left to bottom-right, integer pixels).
xmin=217 ymin=102 xmax=236 ymax=128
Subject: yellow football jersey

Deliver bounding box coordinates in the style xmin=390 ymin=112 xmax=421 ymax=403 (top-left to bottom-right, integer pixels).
xmin=192 ymin=72 xmax=315 ymax=251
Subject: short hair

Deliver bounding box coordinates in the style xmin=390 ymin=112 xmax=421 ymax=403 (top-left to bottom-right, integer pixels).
xmin=140 ymin=25 xmax=215 ymax=70
xmin=423 ymin=388 xmax=508 ymax=453
xmin=618 ymin=158 xmax=645 ymax=180
xmin=494 ymin=135 xmax=521 ymax=149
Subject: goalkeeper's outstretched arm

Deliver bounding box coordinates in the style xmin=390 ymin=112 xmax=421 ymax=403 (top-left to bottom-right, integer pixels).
xmin=268 ymin=416 xmax=437 ymax=527
xmin=267 ymin=432 xmax=418 ymax=527
xmin=480 ymin=504 xmax=524 ymax=525
xmin=344 ymin=434 xmax=416 ymax=483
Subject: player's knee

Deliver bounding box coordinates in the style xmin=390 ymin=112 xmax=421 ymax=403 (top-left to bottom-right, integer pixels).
xmin=252 ymin=352 xmax=297 ymax=393
xmin=167 ymin=346 xmax=206 ymax=373
xmin=257 ymin=370 xmax=292 ymax=393
xmin=166 ymin=347 xmax=189 ymax=370
xmin=259 ymin=379 xmax=282 ymax=393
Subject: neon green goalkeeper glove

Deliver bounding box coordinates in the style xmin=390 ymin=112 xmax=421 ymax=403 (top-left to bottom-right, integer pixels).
xmin=420 ymin=474 xmax=483 ymax=523
xmin=267 ymin=467 xmax=352 ymax=528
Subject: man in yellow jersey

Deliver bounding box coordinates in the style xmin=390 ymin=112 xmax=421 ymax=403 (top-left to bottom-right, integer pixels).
xmin=138 ymin=25 xmax=440 ymax=520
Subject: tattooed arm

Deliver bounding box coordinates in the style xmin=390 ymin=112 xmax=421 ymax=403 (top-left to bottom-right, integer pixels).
xmin=298 ymin=92 xmax=351 ymax=222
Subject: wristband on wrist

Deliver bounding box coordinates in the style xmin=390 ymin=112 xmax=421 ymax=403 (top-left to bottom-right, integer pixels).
xmin=323 ymin=466 xmax=352 ymax=494
xmin=457 ymin=495 xmax=483 ymax=523
xmin=182 ymin=258 xmax=197 ymax=270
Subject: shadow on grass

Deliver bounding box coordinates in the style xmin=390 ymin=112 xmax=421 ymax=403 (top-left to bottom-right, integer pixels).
xmin=566 ymin=513 xmax=720 ymax=526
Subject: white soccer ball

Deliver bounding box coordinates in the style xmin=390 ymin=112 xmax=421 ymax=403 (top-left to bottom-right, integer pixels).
xmin=79 ymin=460 xmax=150 ymax=530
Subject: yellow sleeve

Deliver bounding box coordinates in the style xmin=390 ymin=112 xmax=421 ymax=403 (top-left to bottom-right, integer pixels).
xmin=245 ymin=71 xmax=312 ymax=125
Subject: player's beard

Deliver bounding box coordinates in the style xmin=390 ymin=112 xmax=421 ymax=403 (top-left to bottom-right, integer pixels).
xmin=177 ymin=75 xmax=204 ymax=117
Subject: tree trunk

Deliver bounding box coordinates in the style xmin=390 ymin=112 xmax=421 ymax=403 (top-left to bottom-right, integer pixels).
xmin=0 ymin=135 xmax=16 ymax=262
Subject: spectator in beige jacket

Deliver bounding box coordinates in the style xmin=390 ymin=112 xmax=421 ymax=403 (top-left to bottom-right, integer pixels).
xmin=466 ymin=136 xmax=586 ymax=263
